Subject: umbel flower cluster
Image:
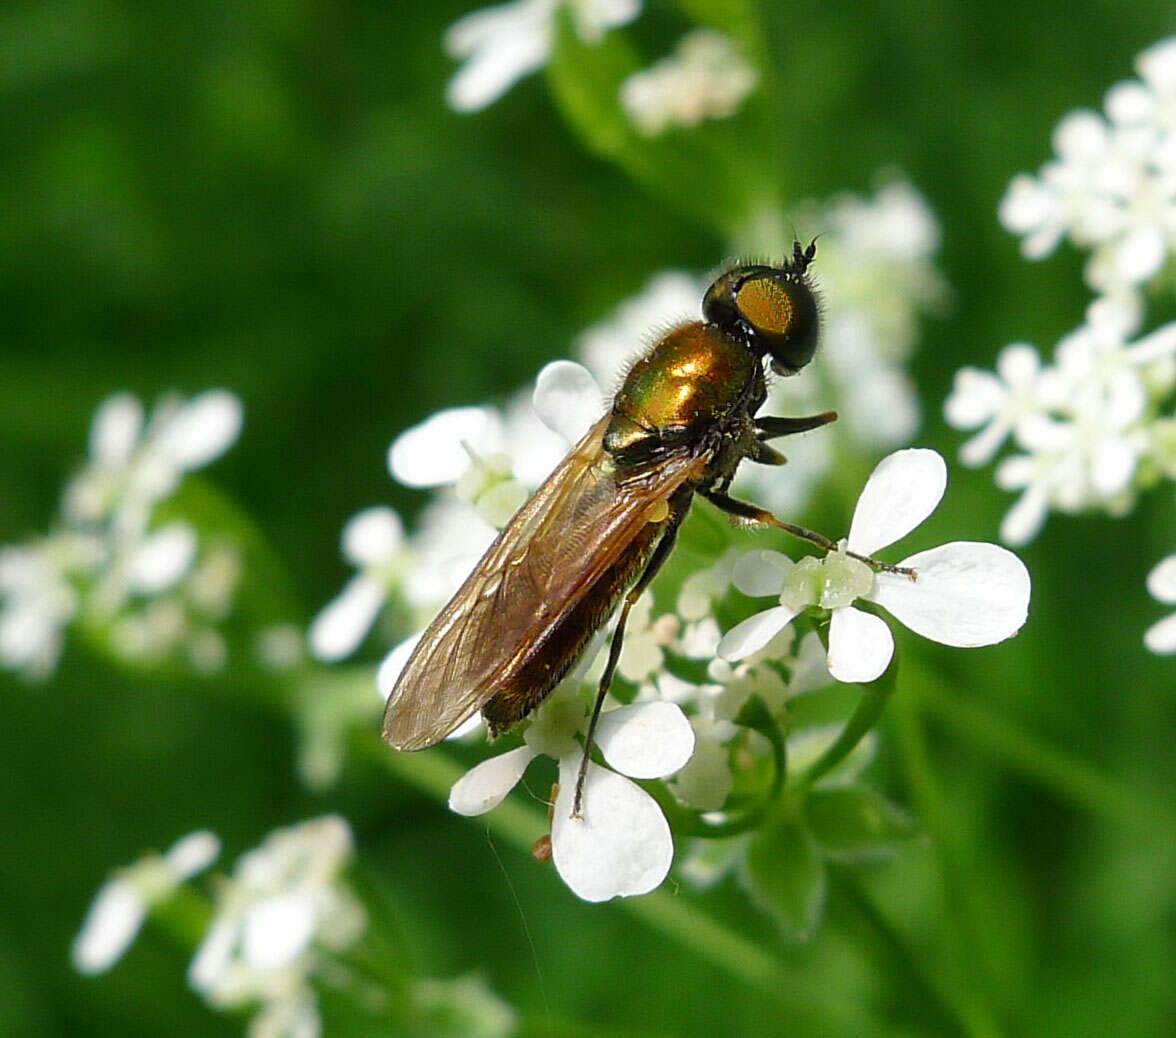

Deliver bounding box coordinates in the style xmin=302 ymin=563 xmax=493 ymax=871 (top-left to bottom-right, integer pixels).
xmin=944 ymin=34 xmax=1176 ymax=652
xmin=301 ymin=181 xmax=1027 ymax=906
xmin=0 ymin=391 xmax=244 ymax=679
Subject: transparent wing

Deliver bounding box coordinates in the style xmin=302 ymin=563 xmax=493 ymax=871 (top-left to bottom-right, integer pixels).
xmin=382 ymin=415 xmax=708 ymax=749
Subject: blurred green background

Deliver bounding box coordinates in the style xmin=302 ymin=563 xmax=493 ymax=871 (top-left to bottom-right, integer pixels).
xmin=3 ymin=0 xmax=1176 ymax=1033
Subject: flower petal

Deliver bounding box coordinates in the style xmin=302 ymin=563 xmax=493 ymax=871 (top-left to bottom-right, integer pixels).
xmin=847 ymin=449 xmax=947 ymax=555
xmin=307 ymin=575 xmax=385 ymax=661
xmin=551 ymin=758 xmax=673 ymax=902
xmin=342 ymin=507 xmax=403 ymax=566
xmin=127 ymin=523 xmax=197 ymax=594
xmin=1146 ymin=555 xmax=1176 ymax=604
xmin=870 ymin=542 xmax=1030 ymax=646
xmin=448 ymin=745 xmax=536 ymax=817
xmin=731 ymin=550 xmax=794 ymax=597
xmin=157 ymin=390 xmax=243 ymax=470
xmin=531 ymin=361 xmax=604 ymax=445
xmin=595 ymin=701 xmax=695 ymax=779
xmin=1143 ymin=613 xmax=1176 ymax=654
xmin=826 ymin=606 xmax=894 ymax=683
xmin=388 ymin=407 xmax=503 ymax=488
xmin=164 ymin=831 xmax=221 ymax=880
xmin=716 ymin=605 xmax=799 ymax=661
xmin=90 ymin=393 xmax=143 ymax=467
xmin=71 ymin=879 xmax=146 ymax=974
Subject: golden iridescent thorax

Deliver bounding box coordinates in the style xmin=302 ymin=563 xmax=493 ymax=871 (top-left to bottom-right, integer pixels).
xmin=609 ymin=323 xmax=757 ymax=440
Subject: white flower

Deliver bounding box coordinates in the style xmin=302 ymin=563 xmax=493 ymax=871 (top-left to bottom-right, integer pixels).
xmin=189 ymin=816 xmax=364 ymax=1028
xmin=0 ymin=535 xmax=96 ymax=678
xmin=72 ymin=831 xmax=220 ymax=974
xmin=945 ymin=344 xmax=1047 ymax=466
xmin=999 ymin=35 xmax=1176 ymax=295
xmin=718 ymin=449 xmax=1031 ymax=683
xmin=619 ymin=30 xmax=758 ymax=136
xmin=308 ymin=507 xmax=408 ymax=662
xmin=447 ymin=685 xmax=694 ymax=901
xmin=444 ymin=0 xmax=641 ymax=113
xmin=1144 ymin=553 xmax=1176 ymax=653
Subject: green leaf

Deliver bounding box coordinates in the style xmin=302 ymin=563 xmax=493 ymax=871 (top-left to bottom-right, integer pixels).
xmin=545 ymin=11 xmax=775 ymax=236
xmin=803 ymin=784 xmax=917 ymax=860
xmin=741 ymin=815 xmax=826 ymax=940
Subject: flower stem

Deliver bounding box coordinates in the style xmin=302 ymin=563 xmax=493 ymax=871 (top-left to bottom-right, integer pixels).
xmin=794 ymin=662 xmax=897 ymax=792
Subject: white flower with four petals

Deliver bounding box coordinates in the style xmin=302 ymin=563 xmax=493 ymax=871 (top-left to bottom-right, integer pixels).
xmin=718 ymin=449 xmax=1031 ymax=683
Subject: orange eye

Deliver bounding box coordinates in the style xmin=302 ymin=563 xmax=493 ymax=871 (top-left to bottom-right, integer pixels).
xmin=735 ymin=278 xmax=795 ymax=337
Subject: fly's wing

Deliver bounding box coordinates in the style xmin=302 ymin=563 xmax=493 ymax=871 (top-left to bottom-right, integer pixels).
xmin=382 ymin=415 xmax=710 ymax=749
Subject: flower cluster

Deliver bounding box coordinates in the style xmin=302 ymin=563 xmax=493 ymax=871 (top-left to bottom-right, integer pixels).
xmin=947 ymin=34 xmax=1176 ymax=648
xmin=619 ymin=29 xmax=758 ymax=136
xmin=999 ymin=36 xmax=1176 ymax=298
xmin=0 ymin=390 xmax=243 ymax=679
xmin=74 ymin=816 xmax=516 ymax=1034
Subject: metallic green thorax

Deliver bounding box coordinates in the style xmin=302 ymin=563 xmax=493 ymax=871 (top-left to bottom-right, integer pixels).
xmin=603 ymin=323 xmax=759 ymax=463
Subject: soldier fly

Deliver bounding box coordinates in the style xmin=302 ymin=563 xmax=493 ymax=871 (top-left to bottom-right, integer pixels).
xmin=383 ymin=241 xmax=889 ymax=816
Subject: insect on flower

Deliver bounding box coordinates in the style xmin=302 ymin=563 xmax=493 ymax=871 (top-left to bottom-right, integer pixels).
xmin=382 ymin=242 xmax=909 ymax=815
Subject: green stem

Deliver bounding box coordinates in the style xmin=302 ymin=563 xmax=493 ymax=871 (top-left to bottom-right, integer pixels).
xmin=891 ymin=692 xmax=1004 ymax=1038
xmin=795 ymin=663 xmax=897 ymax=792
xmin=361 ymin=732 xmax=883 ymax=1032
xmin=913 ymin=663 xmax=1176 ymax=834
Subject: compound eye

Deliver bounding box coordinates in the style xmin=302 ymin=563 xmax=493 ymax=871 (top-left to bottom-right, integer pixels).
xmin=735 ymin=277 xmax=796 ymax=338
xmin=736 ymin=275 xmax=819 ymax=373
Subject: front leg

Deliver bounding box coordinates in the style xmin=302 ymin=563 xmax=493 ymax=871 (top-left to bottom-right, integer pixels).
xmin=756 ymin=412 xmax=838 ymax=441
xmin=701 ymin=489 xmax=916 ymax=578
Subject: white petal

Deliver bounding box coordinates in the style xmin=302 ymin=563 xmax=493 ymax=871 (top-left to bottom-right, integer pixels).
xmin=445 ymin=712 xmax=485 ymax=741
xmin=307 ymin=575 xmax=386 ymax=661
xmin=551 ymin=758 xmax=673 ymax=902
xmin=445 ymin=20 xmax=550 ymax=112
xmin=1143 ymin=612 xmax=1176 ymax=654
xmin=532 ymin=361 xmax=604 ymax=444
xmin=71 ymin=879 xmax=146 ymax=974
xmin=388 ymin=407 xmax=503 ymax=488
xmin=999 ymin=485 xmax=1049 ymax=546
xmin=377 ymin=632 xmax=423 ymax=701
xmin=826 ymin=606 xmax=894 ymax=683
xmin=716 ymin=605 xmax=799 ymax=661
xmin=90 ymin=393 xmax=143 ymax=467
xmin=730 ymin=550 xmax=794 ymax=597
xmin=448 ymin=745 xmax=536 ymax=816
xmin=342 ymin=507 xmax=403 ymax=566
xmin=128 ymin=523 xmax=198 ymax=594
xmin=595 ymin=702 xmax=695 ymax=779
xmin=157 ymin=390 xmax=243 ymax=470
xmin=871 ymin=542 xmax=1030 ymax=647
xmin=164 ymin=831 xmax=221 ymax=880
xmin=847 ymin=449 xmax=947 ymax=555
xmin=1146 ymin=556 xmax=1176 ymax=604
xmin=242 ymin=894 xmax=315 ymax=970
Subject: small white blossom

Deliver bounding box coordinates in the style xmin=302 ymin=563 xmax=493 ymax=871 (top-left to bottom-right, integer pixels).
xmin=308 ymin=507 xmax=408 ymax=662
xmin=447 ymin=683 xmax=694 ymax=902
xmin=1000 ymin=36 xmax=1176 ymax=295
xmin=955 ymin=298 xmax=1176 ymax=545
xmin=1144 ymin=553 xmax=1176 ymax=653
xmin=72 ymin=831 xmax=220 ymax=974
xmin=444 ymin=0 xmax=640 ymax=113
xmin=620 ymin=30 xmax=758 ymax=136
xmin=718 ymin=449 xmax=1031 ymax=683
xmin=189 ymin=816 xmax=365 ymax=1033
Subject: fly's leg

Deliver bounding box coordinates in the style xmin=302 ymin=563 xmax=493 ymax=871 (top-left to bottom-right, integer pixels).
xmin=700 ymin=489 xmax=916 ymax=579
xmin=747 ymin=413 xmax=838 ymax=467
xmin=755 ymin=412 xmax=838 ymax=440
xmin=573 ymin=512 xmax=684 ymax=819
